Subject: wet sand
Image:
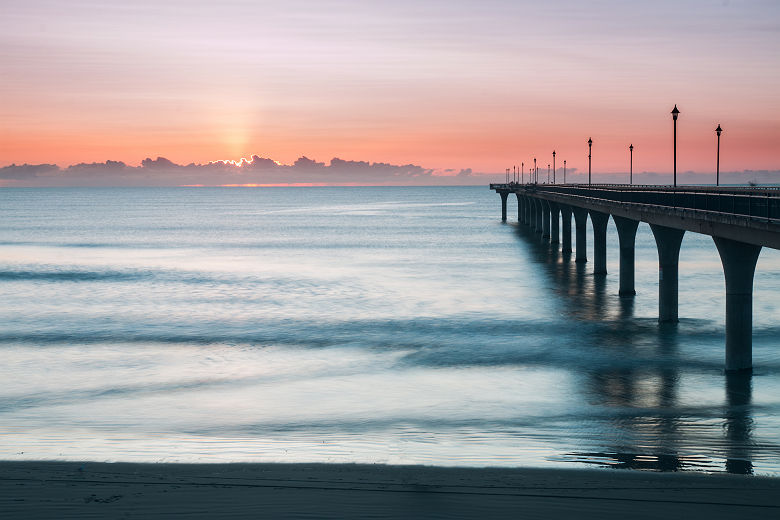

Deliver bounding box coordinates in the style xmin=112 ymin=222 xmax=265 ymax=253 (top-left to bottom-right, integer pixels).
xmin=1 ymin=461 xmax=779 ymax=519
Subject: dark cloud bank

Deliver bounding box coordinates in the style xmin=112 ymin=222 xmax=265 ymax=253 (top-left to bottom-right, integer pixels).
xmin=1 ymin=156 xmax=777 ymax=187
xmin=0 ymin=156 xmax=495 ymax=187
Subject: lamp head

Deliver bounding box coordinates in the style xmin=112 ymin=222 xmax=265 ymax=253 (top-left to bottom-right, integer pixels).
xmin=672 ymin=104 xmax=680 ymax=120
xmin=629 ymin=144 xmax=633 ymax=151
xmin=716 ymin=124 xmax=722 ymax=136
xmin=588 ymin=137 xmax=592 ymax=146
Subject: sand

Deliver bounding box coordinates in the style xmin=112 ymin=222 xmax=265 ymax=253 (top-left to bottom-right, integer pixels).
xmin=1 ymin=461 xmax=779 ymax=519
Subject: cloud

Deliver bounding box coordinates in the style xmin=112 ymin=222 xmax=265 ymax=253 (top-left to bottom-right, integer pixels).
xmin=0 ymin=163 xmax=60 ymax=180
xmin=65 ymin=160 xmax=131 ymax=177
xmin=243 ymin=156 xmax=281 ymax=170
xmin=0 ymin=155 xmax=500 ymax=186
xmin=292 ymin=156 xmax=326 ymax=171
xmin=140 ymin=157 xmax=180 ymax=170
xmin=8 ymin=155 xmax=773 ymax=187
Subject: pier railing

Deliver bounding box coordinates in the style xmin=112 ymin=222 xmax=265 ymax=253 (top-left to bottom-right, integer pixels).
xmin=491 ymin=184 xmax=780 ymax=225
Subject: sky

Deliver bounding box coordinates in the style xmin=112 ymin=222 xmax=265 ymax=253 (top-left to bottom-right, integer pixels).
xmin=1 ymin=0 xmax=779 ymax=185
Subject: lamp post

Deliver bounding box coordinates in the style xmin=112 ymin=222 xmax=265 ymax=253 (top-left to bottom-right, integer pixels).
xmin=672 ymin=105 xmax=679 ymax=187
xmin=552 ymin=150 xmax=556 ymax=184
xmin=716 ymin=124 xmax=722 ymax=186
xmin=588 ymin=137 xmax=592 ymax=186
xmin=534 ymin=158 xmax=537 ymax=183
xmin=521 ymin=162 xmax=524 ymax=184
xmin=629 ymin=144 xmax=634 ymax=185
xmin=564 ymin=160 xmax=566 ymax=183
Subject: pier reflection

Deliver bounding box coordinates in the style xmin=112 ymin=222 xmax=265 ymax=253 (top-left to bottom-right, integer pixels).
xmin=574 ymin=327 xmax=687 ymax=471
xmin=512 ymin=222 xmax=756 ymax=474
xmin=725 ymin=371 xmax=754 ymax=474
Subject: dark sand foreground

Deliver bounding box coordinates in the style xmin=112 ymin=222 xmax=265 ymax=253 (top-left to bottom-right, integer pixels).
xmin=2 ymin=461 xmax=779 ymax=519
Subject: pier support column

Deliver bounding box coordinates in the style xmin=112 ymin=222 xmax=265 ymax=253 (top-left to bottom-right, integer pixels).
xmin=650 ymin=224 xmax=685 ymax=323
xmin=524 ymin=196 xmax=531 ymax=226
xmin=515 ymin=193 xmax=523 ymax=223
xmin=589 ymin=210 xmax=609 ymax=275
xmin=613 ymin=216 xmax=639 ymax=296
xmin=542 ymin=202 xmax=551 ymax=239
xmin=549 ymin=202 xmax=560 ymax=244
xmin=561 ymin=205 xmax=572 ymax=254
xmin=713 ymin=237 xmax=762 ymax=372
xmin=533 ymin=198 xmax=542 ymax=234
xmin=500 ymin=192 xmax=508 ymax=222
xmin=572 ymin=207 xmax=588 ymax=263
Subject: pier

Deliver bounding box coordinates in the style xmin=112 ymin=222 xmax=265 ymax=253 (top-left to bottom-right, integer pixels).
xmin=491 ymin=183 xmax=780 ymax=372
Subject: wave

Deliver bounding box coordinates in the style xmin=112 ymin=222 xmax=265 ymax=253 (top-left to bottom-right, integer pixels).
xmin=2 ymin=317 xmax=778 ymax=372
xmin=0 ymin=268 xmax=329 ymax=290
xmin=0 ymin=270 xmax=150 ymax=282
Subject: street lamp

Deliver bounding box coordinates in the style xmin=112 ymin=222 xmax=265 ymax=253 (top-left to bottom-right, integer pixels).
xmin=716 ymin=124 xmax=722 ymax=186
xmin=629 ymin=144 xmax=634 ymax=185
xmin=672 ymin=105 xmax=679 ymax=187
xmin=547 ymin=164 xmax=550 ymax=184
xmin=552 ymin=150 xmax=556 ymax=184
xmin=588 ymin=137 xmax=592 ymax=186
xmin=521 ymin=162 xmax=524 ymax=184
xmin=564 ymin=160 xmax=566 ymax=183
xmin=534 ymin=158 xmax=537 ymax=183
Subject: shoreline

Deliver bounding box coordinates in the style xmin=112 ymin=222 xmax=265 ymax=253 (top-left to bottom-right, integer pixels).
xmin=2 ymin=461 xmax=779 ymax=519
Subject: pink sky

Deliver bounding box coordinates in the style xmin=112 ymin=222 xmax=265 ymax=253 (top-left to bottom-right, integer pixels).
xmin=1 ymin=1 xmax=779 ymax=183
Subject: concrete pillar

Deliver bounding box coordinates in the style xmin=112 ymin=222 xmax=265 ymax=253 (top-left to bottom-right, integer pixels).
xmin=561 ymin=205 xmax=573 ymax=253
xmin=650 ymin=224 xmax=685 ymax=323
xmin=589 ymin=210 xmax=609 ymax=275
xmin=713 ymin=236 xmax=762 ymax=372
xmin=533 ymin=198 xmax=542 ymax=233
xmin=536 ymin=198 xmax=544 ymax=234
xmin=500 ymin=192 xmax=508 ymax=221
xmin=549 ymin=202 xmax=560 ymax=244
xmin=515 ymin=193 xmax=523 ymax=223
xmin=613 ymin=216 xmax=639 ymax=296
xmin=572 ymin=207 xmax=588 ymax=263
xmin=542 ymin=201 xmax=551 ymax=239
xmin=524 ymin=196 xmax=531 ymax=225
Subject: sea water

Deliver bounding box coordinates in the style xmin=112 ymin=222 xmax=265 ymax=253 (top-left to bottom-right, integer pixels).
xmin=1 ymin=186 xmax=779 ymax=474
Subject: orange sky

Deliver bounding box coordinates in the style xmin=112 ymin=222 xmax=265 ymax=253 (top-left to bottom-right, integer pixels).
xmin=1 ymin=1 xmax=779 ymax=179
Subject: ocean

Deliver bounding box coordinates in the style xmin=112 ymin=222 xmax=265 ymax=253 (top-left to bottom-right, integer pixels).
xmin=1 ymin=186 xmax=779 ymax=474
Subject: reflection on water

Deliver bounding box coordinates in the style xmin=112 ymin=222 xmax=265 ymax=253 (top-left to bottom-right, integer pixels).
xmin=516 ymin=219 xmax=759 ymax=474
xmin=725 ymin=372 xmax=753 ymax=474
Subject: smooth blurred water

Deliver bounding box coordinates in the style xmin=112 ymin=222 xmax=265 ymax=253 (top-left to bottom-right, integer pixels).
xmin=1 ymin=187 xmax=779 ymax=474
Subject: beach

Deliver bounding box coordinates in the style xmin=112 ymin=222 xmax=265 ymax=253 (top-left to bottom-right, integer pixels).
xmin=2 ymin=461 xmax=780 ymax=519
